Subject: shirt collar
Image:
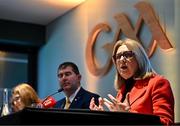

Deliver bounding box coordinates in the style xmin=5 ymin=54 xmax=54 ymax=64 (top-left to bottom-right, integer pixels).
xmin=67 ymin=86 xmax=81 ymax=103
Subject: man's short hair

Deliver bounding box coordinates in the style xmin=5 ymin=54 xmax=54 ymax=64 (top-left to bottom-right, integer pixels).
xmin=58 ymin=62 xmax=80 ymax=75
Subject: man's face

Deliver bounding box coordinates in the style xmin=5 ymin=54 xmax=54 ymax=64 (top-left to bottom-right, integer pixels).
xmin=57 ymin=66 xmax=81 ymax=94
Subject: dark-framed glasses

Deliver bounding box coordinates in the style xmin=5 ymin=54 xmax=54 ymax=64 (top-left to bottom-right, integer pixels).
xmin=114 ymin=51 xmax=135 ymax=60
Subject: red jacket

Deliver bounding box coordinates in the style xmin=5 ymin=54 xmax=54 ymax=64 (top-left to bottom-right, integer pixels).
xmin=116 ymin=74 xmax=174 ymax=125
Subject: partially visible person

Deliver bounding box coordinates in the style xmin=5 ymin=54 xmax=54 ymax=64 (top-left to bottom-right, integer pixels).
xmin=54 ymin=62 xmax=100 ymax=109
xmin=11 ymin=83 xmax=41 ymax=112
xmin=89 ymin=38 xmax=174 ymax=125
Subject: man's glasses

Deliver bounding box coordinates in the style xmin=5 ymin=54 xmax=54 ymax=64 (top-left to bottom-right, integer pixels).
xmin=113 ymin=51 xmax=135 ymax=60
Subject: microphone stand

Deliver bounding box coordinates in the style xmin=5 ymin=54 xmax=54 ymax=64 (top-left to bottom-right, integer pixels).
xmin=41 ymin=88 xmax=64 ymax=104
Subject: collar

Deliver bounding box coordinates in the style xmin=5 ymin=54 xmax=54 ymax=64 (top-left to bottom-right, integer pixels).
xmin=67 ymin=86 xmax=81 ymax=103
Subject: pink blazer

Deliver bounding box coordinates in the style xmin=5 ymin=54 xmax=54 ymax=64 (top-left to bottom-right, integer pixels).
xmin=116 ymin=74 xmax=174 ymax=125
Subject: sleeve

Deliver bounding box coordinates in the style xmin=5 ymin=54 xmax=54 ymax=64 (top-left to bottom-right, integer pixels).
xmin=151 ymin=76 xmax=174 ymax=125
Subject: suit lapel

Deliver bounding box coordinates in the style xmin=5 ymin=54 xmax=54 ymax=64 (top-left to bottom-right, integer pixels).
xmin=61 ymin=98 xmax=66 ymax=109
xmin=69 ymin=87 xmax=85 ymax=108
xmin=129 ymin=79 xmax=148 ymax=105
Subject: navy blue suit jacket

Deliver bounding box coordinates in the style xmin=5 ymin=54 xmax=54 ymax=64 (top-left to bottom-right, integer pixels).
xmin=54 ymin=87 xmax=100 ymax=109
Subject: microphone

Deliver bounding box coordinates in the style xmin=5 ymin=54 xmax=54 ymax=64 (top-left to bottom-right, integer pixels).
xmin=42 ymin=96 xmax=56 ymax=108
xmin=41 ymin=88 xmax=64 ymax=108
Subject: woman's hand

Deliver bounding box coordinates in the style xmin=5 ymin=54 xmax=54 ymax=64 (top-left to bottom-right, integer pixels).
xmin=103 ymin=93 xmax=131 ymax=112
xmin=89 ymin=97 xmax=104 ymax=111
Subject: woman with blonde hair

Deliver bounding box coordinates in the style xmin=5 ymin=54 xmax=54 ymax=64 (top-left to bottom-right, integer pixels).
xmin=11 ymin=83 xmax=41 ymax=112
xmin=90 ymin=38 xmax=174 ymax=125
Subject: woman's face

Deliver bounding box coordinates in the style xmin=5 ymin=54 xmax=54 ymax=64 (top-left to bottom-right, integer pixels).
xmin=115 ymin=45 xmax=139 ymax=79
xmin=11 ymin=93 xmax=25 ymax=112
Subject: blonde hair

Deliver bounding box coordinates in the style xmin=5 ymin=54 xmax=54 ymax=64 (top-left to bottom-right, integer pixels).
xmin=112 ymin=38 xmax=155 ymax=90
xmin=12 ymin=83 xmax=40 ymax=107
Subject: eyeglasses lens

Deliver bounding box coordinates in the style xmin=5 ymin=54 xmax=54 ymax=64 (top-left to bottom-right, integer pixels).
xmin=115 ymin=51 xmax=134 ymax=60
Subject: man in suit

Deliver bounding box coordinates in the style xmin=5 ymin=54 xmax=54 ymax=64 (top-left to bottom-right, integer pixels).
xmin=54 ymin=62 xmax=100 ymax=109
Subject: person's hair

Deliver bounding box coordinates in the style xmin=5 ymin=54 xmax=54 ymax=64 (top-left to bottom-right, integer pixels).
xmin=12 ymin=83 xmax=40 ymax=106
xmin=57 ymin=62 xmax=80 ymax=75
xmin=112 ymin=38 xmax=155 ymax=90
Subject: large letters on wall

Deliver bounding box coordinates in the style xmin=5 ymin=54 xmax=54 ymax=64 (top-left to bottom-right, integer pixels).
xmin=86 ymin=1 xmax=173 ymax=76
